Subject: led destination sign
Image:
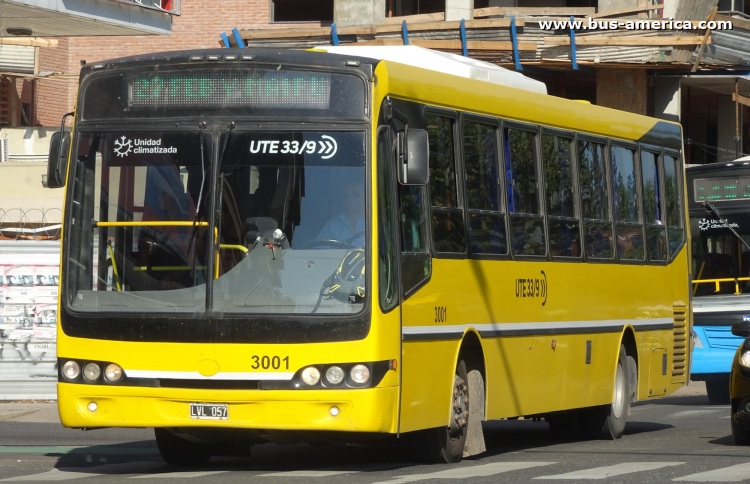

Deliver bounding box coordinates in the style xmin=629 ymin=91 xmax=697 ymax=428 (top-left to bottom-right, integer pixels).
xmin=694 ymin=176 xmax=750 ymax=202
xmin=128 ymin=70 xmax=331 ymax=108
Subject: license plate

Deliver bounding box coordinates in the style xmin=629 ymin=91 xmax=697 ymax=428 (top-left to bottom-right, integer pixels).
xmin=189 ymin=403 xmax=228 ymax=420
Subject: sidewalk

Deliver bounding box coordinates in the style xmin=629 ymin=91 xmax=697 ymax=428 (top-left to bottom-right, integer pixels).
xmin=0 ymin=402 xmax=60 ymax=423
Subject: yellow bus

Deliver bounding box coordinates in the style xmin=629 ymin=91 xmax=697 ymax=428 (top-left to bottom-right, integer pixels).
xmin=47 ymin=46 xmax=690 ymax=465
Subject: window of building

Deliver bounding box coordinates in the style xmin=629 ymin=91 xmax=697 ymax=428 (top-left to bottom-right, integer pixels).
xmin=641 ymin=149 xmax=668 ymax=262
xmin=578 ymin=139 xmax=613 ymax=259
xmin=611 ymin=145 xmax=643 ymax=261
xmin=463 ymin=119 xmax=506 ymax=256
xmin=543 ymin=133 xmax=580 ymax=258
xmin=505 ymin=126 xmax=545 ymax=256
xmin=427 ymin=113 xmax=465 ymax=254
xmin=271 ymin=0 xmax=333 ymax=23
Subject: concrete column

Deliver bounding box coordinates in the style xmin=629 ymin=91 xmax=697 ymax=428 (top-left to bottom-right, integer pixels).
xmin=445 ymin=0 xmax=474 ymax=21
xmin=596 ymin=69 xmax=647 ymax=115
xmin=334 ymin=0 xmax=385 ymax=27
xmin=718 ymin=95 xmax=738 ymax=162
xmin=653 ymin=77 xmax=681 ymax=123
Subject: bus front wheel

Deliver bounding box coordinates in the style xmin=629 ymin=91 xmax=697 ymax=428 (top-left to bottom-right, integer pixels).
xmin=419 ymin=359 xmax=469 ymax=463
xmin=154 ymin=428 xmax=212 ymax=467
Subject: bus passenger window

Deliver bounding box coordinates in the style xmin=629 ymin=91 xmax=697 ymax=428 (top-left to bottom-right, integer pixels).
xmin=611 ymin=146 xmax=644 ymax=261
xmin=463 ymin=120 xmax=506 ymax=255
xmin=641 ymin=150 xmax=667 ymax=262
xmin=543 ymin=134 xmax=580 ymax=257
xmin=578 ymin=140 xmax=613 ymax=259
xmin=427 ymin=114 xmax=466 ymax=254
xmin=664 ymin=154 xmax=684 ymax=257
xmin=505 ymin=127 xmax=545 ymax=256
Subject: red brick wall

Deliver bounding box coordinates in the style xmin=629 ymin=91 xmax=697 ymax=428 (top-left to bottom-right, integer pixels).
xmin=34 ymin=0 xmax=322 ymax=126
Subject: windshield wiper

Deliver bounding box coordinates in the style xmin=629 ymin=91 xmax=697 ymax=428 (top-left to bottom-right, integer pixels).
xmin=703 ymin=201 xmax=750 ymax=251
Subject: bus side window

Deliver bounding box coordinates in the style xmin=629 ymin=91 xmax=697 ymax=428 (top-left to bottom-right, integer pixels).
xmin=641 ymin=150 xmax=668 ymax=262
xmin=663 ymin=154 xmax=684 ymax=258
xmin=426 ymin=114 xmax=466 ymax=255
xmin=463 ymin=120 xmax=506 ymax=256
xmin=611 ymin=145 xmax=644 ymax=261
xmin=578 ymin=140 xmax=613 ymax=259
xmin=505 ymin=126 xmax=546 ymax=256
xmin=542 ymin=133 xmax=580 ymax=258
xmin=377 ymin=127 xmax=399 ymax=312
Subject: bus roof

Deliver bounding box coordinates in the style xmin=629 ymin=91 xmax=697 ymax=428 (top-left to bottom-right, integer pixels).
xmin=316 ymin=45 xmax=547 ymax=95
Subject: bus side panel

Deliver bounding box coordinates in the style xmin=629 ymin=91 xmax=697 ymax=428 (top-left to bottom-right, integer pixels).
xmin=484 ymin=332 xmax=618 ymax=420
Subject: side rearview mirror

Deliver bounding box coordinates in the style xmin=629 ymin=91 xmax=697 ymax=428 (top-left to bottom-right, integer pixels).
xmin=47 ymin=131 xmax=71 ymax=188
xmin=732 ymin=321 xmax=750 ymax=338
xmin=397 ymin=128 xmax=429 ymax=186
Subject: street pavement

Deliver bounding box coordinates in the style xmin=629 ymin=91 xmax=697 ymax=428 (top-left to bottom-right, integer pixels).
xmin=0 ymin=382 xmax=748 ymax=483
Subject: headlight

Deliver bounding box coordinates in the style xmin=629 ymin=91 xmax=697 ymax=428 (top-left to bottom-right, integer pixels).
xmin=83 ymin=363 xmax=101 ymax=381
xmin=301 ymin=366 xmax=321 ymax=386
xmin=104 ymin=364 xmax=123 ymax=382
xmin=62 ymin=360 xmax=80 ymax=379
xmin=740 ymin=351 xmax=750 ymax=368
xmin=350 ymin=364 xmax=370 ymax=384
xmin=692 ymin=330 xmax=703 ymax=348
xmin=325 ymin=366 xmax=344 ymax=385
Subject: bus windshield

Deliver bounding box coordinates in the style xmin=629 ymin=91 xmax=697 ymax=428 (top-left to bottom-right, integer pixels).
xmin=691 ymin=213 xmax=750 ymax=296
xmin=65 ymin=129 xmax=367 ymax=315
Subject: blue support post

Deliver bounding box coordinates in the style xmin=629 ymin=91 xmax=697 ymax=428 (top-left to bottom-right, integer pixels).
xmin=402 ymin=21 xmax=409 ymax=45
xmin=331 ymin=23 xmax=339 ymax=46
xmin=569 ymin=16 xmax=578 ymax=70
xmin=220 ymin=32 xmax=231 ymax=48
xmin=460 ymin=19 xmax=468 ymax=57
xmin=232 ymin=28 xmax=245 ymax=48
xmin=511 ymin=16 xmax=522 ymax=71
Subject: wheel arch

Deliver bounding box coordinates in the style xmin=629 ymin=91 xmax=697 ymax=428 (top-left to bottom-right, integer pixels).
xmin=620 ymin=325 xmax=639 ymax=402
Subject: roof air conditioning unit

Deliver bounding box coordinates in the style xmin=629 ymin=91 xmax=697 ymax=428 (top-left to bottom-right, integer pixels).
xmin=0 ymin=138 xmax=8 ymax=163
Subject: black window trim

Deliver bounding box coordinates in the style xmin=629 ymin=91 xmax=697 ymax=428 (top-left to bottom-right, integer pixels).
xmin=610 ymin=139 xmax=645 ymax=266
xmin=576 ymin=133 xmax=614 ymax=264
xmin=639 ymin=143 xmax=669 ymax=266
xmin=460 ymin=112 xmax=509 ymax=261
xmin=425 ymin=107 xmax=467 ymax=259
xmin=663 ymin=148 xmax=685 ymax=263
xmin=376 ymin=125 xmax=401 ymax=313
xmin=502 ymin=119 xmax=547 ymax=261
xmin=541 ymin=126 xmax=582 ymax=262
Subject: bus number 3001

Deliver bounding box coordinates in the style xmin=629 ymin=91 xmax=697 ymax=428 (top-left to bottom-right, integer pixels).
xmin=251 ymin=355 xmax=290 ymax=370
xmin=435 ymin=306 xmax=447 ymax=323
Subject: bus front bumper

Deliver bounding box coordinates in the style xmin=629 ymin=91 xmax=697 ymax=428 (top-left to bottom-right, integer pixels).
xmin=57 ymin=383 xmax=398 ymax=434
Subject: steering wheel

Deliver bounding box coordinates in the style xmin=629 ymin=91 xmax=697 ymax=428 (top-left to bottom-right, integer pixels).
xmin=301 ymin=238 xmax=355 ymax=249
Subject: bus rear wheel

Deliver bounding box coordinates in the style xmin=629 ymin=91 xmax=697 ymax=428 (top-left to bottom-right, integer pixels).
xmin=582 ymin=345 xmax=630 ymax=439
xmin=154 ymin=428 xmax=212 ymax=467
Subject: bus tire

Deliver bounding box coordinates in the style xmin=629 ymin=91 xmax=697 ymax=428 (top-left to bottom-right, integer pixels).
xmin=154 ymin=428 xmax=212 ymax=467
xmin=601 ymin=345 xmax=630 ymax=439
xmin=422 ymin=359 xmax=469 ymax=463
xmin=706 ymin=379 xmax=730 ymax=405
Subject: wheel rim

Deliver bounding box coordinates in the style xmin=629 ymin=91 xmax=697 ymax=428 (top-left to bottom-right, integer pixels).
xmin=612 ymin=362 xmax=625 ymax=419
xmin=449 ymin=374 xmax=468 ymax=437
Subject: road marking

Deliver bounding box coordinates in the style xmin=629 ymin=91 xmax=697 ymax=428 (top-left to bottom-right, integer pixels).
xmin=1 ymin=463 xmax=161 ymax=482
xmin=674 ymin=462 xmax=750 ymax=481
xmin=258 ymin=470 xmax=358 ymax=477
xmin=370 ymin=462 xmax=555 ymax=484
xmin=668 ymin=410 xmax=724 ymax=418
xmin=534 ymin=462 xmax=684 ymax=479
xmin=131 ymin=471 xmax=227 ymax=479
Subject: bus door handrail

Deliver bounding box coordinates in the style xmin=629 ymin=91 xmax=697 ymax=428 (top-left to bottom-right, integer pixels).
xmin=94 ymin=221 xmax=209 ymax=227
xmin=692 ymin=277 xmax=750 ymax=295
